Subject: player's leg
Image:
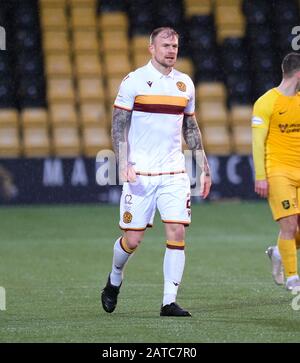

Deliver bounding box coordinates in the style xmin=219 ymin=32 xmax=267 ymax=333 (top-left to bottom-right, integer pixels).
xmin=110 ymin=230 xmax=145 ymax=287
xmin=277 ymin=214 xmax=300 ymax=290
xmin=157 ymin=173 xmax=191 ymax=316
xmin=267 ymin=175 xmax=300 ymax=289
xmin=101 ymin=177 xmax=155 ymax=313
xmin=296 ymin=215 xmax=300 ymax=248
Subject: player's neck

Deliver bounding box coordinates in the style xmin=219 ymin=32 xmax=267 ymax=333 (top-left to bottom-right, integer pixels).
xmin=277 ymin=78 xmax=299 ymax=96
xmin=151 ymin=59 xmax=173 ymax=76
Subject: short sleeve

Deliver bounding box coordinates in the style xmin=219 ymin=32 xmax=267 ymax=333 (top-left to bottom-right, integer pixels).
xmin=114 ymin=73 xmax=136 ymax=111
xmin=184 ymin=78 xmax=195 ymax=115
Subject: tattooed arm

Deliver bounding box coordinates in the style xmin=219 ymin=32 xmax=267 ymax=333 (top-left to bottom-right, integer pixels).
xmin=182 ymin=114 xmax=212 ymax=198
xmin=111 ymin=107 xmax=136 ymax=182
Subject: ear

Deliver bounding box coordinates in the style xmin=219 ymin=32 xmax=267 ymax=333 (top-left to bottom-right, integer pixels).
xmin=148 ymin=44 xmax=154 ymax=55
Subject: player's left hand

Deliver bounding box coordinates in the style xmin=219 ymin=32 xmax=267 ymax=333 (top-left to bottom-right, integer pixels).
xmin=200 ymin=173 xmax=212 ymax=199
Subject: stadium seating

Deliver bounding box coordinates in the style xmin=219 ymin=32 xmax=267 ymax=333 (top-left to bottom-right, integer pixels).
xmin=0 ymin=0 xmax=299 ymax=158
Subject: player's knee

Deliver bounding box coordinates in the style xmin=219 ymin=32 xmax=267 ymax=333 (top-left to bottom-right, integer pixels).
xmin=124 ymin=231 xmax=144 ymax=249
xmin=166 ymin=223 xmax=185 ymax=241
xmin=280 ymin=217 xmax=298 ymax=238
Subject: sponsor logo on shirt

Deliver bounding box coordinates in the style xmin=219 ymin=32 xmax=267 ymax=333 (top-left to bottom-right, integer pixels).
xmin=279 ymin=123 xmax=300 ymax=133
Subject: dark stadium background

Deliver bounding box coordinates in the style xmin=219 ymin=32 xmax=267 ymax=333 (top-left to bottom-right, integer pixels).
xmin=0 ymin=0 xmax=298 ymax=204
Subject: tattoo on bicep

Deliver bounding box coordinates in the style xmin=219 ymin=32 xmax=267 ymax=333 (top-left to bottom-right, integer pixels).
xmin=182 ymin=115 xmax=203 ymax=150
xmin=111 ymin=108 xmax=132 ymax=162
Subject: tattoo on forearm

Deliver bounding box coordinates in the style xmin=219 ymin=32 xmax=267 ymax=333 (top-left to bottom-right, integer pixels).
xmin=182 ymin=114 xmax=203 ymax=151
xmin=182 ymin=115 xmax=210 ymax=175
xmin=111 ymin=108 xmax=132 ymax=164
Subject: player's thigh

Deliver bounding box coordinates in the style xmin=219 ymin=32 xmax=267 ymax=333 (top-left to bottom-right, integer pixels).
xmin=268 ymin=175 xmax=300 ymax=221
xmin=119 ymin=177 xmax=156 ymax=230
xmin=157 ymin=173 xmax=191 ymax=225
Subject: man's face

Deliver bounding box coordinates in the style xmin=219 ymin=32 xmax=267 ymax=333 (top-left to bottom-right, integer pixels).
xmin=149 ymin=31 xmax=178 ymax=68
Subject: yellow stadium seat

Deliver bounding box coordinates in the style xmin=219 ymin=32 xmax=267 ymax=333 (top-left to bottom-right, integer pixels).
xmin=47 ymin=78 xmax=75 ymax=103
xmin=0 ymin=109 xmax=18 ymax=128
xmin=21 ymin=108 xmax=48 ymax=128
xmin=72 ymin=31 xmax=99 ymax=53
xmin=131 ymin=35 xmax=149 ymax=54
xmin=74 ymin=54 xmax=102 ymax=77
xmin=231 ymin=125 xmax=252 ymax=154
xmin=82 ymin=125 xmax=111 ymax=157
xmin=196 ymin=82 xmax=226 ymax=103
xmin=184 ymin=0 xmax=212 ymax=16
xmin=23 ymin=126 xmax=51 ymax=157
xmin=40 ymin=8 xmax=68 ymax=29
xmin=70 ymin=7 xmax=96 ymax=29
xmin=40 ymin=0 xmax=67 ymax=7
xmin=101 ymin=32 xmax=129 ymax=54
xmin=104 ymin=54 xmax=131 ymax=78
xmin=175 ymin=57 xmax=194 ymax=76
xmin=0 ymin=127 xmax=20 ymax=157
xmin=229 ymin=105 xmax=252 ymax=126
xmin=45 ymin=54 xmax=72 ymax=77
xmin=43 ymin=31 xmax=70 ymax=54
xmin=198 ymin=101 xmax=228 ymax=125
xmin=77 ymin=78 xmax=104 ymax=102
xmin=217 ymin=27 xmax=245 ymax=42
xmin=99 ymin=12 xmax=128 ymax=32
xmin=107 ymin=77 xmax=122 ymax=105
xmin=79 ymin=102 xmax=107 ymax=126
xmin=69 ymin=0 xmax=96 ymax=7
xmin=215 ymin=5 xmax=245 ymax=27
xmin=202 ymin=125 xmax=232 ymax=155
xmin=215 ymin=5 xmax=245 ymax=41
xmin=215 ymin=0 xmax=242 ymax=6
xmin=52 ymin=125 xmax=81 ymax=156
xmin=49 ymin=104 xmax=78 ymax=126
xmin=132 ymin=53 xmax=150 ymax=69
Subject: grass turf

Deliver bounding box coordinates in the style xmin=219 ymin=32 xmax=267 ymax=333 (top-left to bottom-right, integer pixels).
xmin=0 ymin=201 xmax=300 ymax=343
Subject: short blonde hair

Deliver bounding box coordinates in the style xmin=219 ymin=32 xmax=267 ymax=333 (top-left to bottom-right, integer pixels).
xmin=149 ymin=27 xmax=179 ymax=45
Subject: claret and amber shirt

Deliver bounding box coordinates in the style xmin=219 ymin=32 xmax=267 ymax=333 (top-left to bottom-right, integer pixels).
xmin=114 ymin=61 xmax=195 ymax=174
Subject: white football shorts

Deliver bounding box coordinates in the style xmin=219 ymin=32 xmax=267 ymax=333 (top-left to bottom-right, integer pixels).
xmin=119 ymin=173 xmax=191 ymax=230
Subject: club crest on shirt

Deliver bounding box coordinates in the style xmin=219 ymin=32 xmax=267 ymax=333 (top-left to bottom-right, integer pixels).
xmin=147 ymin=81 xmax=153 ymax=87
xmin=282 ymin=200 xmax=290 ymax=209
xmin=176 ymin=81 xmax=186 ymax=92
xmin=123 ymin=211 xmax=132 ymax=223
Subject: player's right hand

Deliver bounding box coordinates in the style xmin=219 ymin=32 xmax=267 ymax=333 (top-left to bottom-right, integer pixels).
xmin=120 ymin=164 xmax=137 ymax=183
xmin=255 ymin=179 xmax=268 ymax=198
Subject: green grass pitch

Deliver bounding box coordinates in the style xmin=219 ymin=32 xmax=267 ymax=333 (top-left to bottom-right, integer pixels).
xmin=0 ymin=201 xmax=300 ymax=343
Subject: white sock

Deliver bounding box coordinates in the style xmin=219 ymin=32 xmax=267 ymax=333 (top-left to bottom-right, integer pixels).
xmin=110 ymin=237 xmax=133 ymax=287
xmin=273 ymin=245 xmax=281 ymax=259
xmin=163 ymin=248 xmax=185 ymax=306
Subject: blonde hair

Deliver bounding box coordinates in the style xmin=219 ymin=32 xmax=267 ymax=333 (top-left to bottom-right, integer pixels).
xmin=149 ymin=27 xmax=179 ymax=45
